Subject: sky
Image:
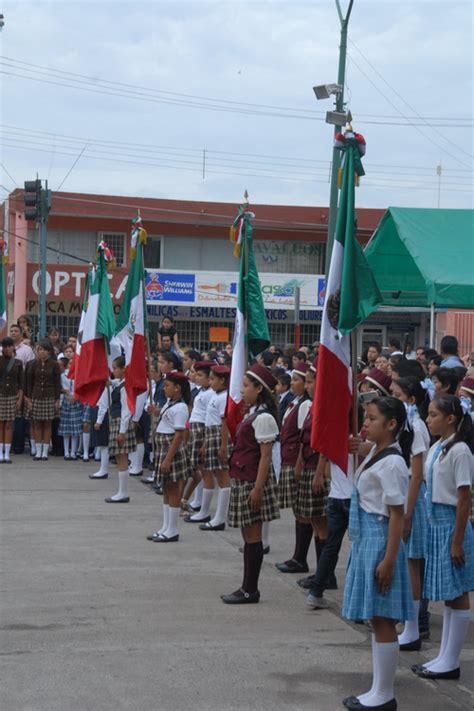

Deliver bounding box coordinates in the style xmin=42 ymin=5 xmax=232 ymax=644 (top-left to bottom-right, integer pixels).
xmin=0 ymin=0 xmax=472 ymax=210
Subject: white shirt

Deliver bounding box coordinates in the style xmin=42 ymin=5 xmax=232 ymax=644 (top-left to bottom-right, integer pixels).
xmin=205 ymin=389 xmax=227 ymax=427
xmin=96 ymin=387 xmax=110 ymax=425
xmin=355 ymin=445 xmax=409 ymax=517
xmin=156 ymin=400 xmax=189 ymax=434
xmin=297 ymin=399 xmax=312 ymax=429
xmin=14 ymin=342 xmax=35 ymax=366
xmin=106 ymin=379 xmax=132 ymax=434
xmin=190 ymin=387 xmax=214 ymax=424
xmin=410 ymin=413 xmax=430 ymax=477
xmin=133 ymin=391 xmax=148 ymax=423
xmin=247 ymin=405 xmax=279 ymax=443
xmin=426 ymin=436 xmax=473 ymax=506
xmin=282 ymin=395 xmax=304 ymax=424
xmin=329 ymin=458 xmax=353 ymax=499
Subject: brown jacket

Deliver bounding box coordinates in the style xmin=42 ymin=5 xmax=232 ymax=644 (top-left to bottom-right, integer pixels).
xmin=0 ymin=356 xmax=23 ymax=397
xmin=26 ymin=358 xmax=61 ymax=400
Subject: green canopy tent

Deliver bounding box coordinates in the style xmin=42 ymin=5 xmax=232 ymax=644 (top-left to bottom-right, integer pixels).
xmin=364 ymin=207 xmax=474 ymax=345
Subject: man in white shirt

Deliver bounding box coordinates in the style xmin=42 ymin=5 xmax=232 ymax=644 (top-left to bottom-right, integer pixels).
xmin=9 ymin=325 xmax=35 ymax=365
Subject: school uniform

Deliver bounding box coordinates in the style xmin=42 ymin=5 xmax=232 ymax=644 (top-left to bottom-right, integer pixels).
xmin=406 ymin=412 xmax=430 ymax=560
xmin=155 ymin=399 xmax=190 ymax=484
xmin=203 ymin=389 xmax=231 ymax=470
xmin=0 ymin=355 xmax=23 ymax=421
xmin=279 ymin=390 xmax=295 ymax=421
xmin=108 ymin=380 xmax=136 ymax=457
xmin=342 ymin=445 xmax=414 ymax=622
xmin=423 ymin=437 xmax=474 ymax=601
xmin=26 ymin=358 xmax=61 ymax=420
xmin=228 ymin=406 xmax=280 ymax=529
xmin=93 ymin=389 xmax=111 ymax=447
xmin=293 ymin=402 xmax=329 ymax=519
xmin=278 ymin=395 xmax=306 ymax=509
xmin=58 ymin=371 xmax=84 ymax=437
xmin=188 ymin=386 xmax=213 ymax=471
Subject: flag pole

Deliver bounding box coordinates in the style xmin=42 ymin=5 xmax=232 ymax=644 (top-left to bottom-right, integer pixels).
xmin=351 ymin=328 xmax=359 ymax=471
xmin=243 ymin=190 xmax=250 ymax=367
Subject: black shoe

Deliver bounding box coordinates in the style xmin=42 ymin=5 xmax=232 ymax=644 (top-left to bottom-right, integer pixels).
xmin=414 ymin=666 xmax=460 ymax=680
xmin=140 ymin=477 xmax=154 ymax=485
xmin=104 ymin=497 xmax=130 ymax=503
xmin=221 ymin=589 xmax=260 ymax=605
xmin=410 ymin=663 xmax=426 ymax=673
xmin=184 ymin=515 xmax=211 ymax=524
xmin=343 ymin=696 xmax=397 ymax=710
xmin=399 ymin=638 xmax=422 ymax=651
xmin=129 ymin=470 xmax=143 ymax=477
xmin=146 ymin=531 xmax=161 ymax=541
xmin=64 ymin=455 xmax=71 ymax=461
xmin=42 ymin=455 xmax=49 ymax=461
xmin=297 ymin=575 xmax=315 ymax=589
xmin=275 ymin=559 xmax=309 ymax=574
xmin=70 ymin=455 xmax=77 ymax=461
xmin=199 ymin=521 xmax=225 ymax=531
xmin=4 ymin=458 xmax=12 ymax=464
xmin=89 ymin=473 xmax=108 ymax=479
xmin=152 ymin=533 xmax=179 ymax=542
xmin=188 ymin=505 xmax=201 ymax=513
xmin=239 ymin=545 xmax=270 ymax=555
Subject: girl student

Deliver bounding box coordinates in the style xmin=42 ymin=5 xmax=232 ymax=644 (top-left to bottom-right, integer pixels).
xmin=221 ymin=363 xmax=280 ymax=604
xmin=104 ymin=356 xmax=137 ymax=504
xmin=25 ymin=340 xmax=61 ymax=461
xmin=146 ymin=371 xmax=191 ymax=542
xmin=342 ymin=397 xmax=414 ymax=711
xmin=391 ymin=376 xmax=431 ymax=651
xmin=275 ymin=362 xmax=314 ymax=572
xmin=185 ymin=364 xmax=231 ymax=529
xmin=180 ymin=361 xmax=213 ymax=513
xmin=58 ymin=357 xmax=84 ymax=461
xmin=411 ymin=395 xmax=474 ymax=681
xmin=89 ymin=387 xmax=111 ymax=480
xmin=0 ymin=337 xmax=23 ymax=464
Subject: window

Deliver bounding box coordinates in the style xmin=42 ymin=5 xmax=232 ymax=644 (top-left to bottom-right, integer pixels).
xmin=143 ymin=235 xmax=162 ymax=269
xmin=99 ymin=232 xmax=126 ymax=267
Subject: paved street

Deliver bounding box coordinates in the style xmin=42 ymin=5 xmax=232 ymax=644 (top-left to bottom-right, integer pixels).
xmin=1 ymin=456 xmax=473 ymax=711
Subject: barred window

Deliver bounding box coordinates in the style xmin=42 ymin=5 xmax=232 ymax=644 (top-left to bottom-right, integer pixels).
xmin=99 ymin=232 xmax=126 ymax=267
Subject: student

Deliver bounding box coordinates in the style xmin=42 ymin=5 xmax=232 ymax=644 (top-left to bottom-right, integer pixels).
xmin=157 ymin=316 xmax=180 ymax=352
xmin=391 ymin=377 xmax=431 ymax=650
xmin=432 ymin=367 xmax=459 ymax=396
xmin=411 ymin=395 xmax=474 ymax=681
xmin=82 ymin=405 xmax=92 ymax=463
xmin=360 ymin=367 xmax=392 ymax=398
xmin=89 ymin=387 xmax=111 ymax=480
xmin=291 ymin=350 xmax=307 ymax=371
xmin=275 ymin=370 xmax=294 ymax=421
xmin=186 ymin=365 xmax=231 ymax=528
xmin=275 ymin=354 xmax=292 ymax=373
xmin=58 ymin=357 xmax=84 ymax=460
xmin=128 ymin=390 xmax=148 ymax=477
xmin=365 ymin=342 xmax=382 ymax=367
xmin=25 ymin=340 xmax=61 ymax=461
xmin=440 ymin=336 xmax=463 ymax=369
xmin=147 ymin=371 xmax=190 ymax=542
xmin=342 ymin=397 xmax=414 ymax=711
xmin=221 ymin=363 xmax=280 ymax=604
xmin=104 ymin=357 xmax=137 ymax=503
xmin=0 ymin=337 xmax=23 ymax=463
xmin=182 ymin=349 xmax=201 ymax=376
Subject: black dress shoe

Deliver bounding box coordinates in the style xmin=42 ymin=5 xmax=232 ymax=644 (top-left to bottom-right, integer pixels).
xmin=275 ymin=559 xmax=309 ymax=574
xmin=104 ymin=496 xmax=130 ymax=503
xmin=188 ymin=505 xmax=201 ymax=513
xmin=199 ymin=521 xmax=225 ymax=531
xmin=146 ymin=531 xmax=161 ymax=540
xmin=184 ymin=515 xmax=211 ymax=524
xmin=4 ymin=458 xmax=12 ymax=464
xmin=64 ymin=455 xmax=71 ymax=461
xmin=129 ymin=470 xmax=143 ymax=477
xmin=415 ymin=666 xmax=460 ymax=680
xmin=89 ymin=473 xmax=108 ymax=479
xmin=410 ymin=663 xmax=426 ymax=673
xmin=152 ymin=533 xmax=179 ymax=542
xmin=221 ymin=588 xmax=260 ymax=605
xmin=399 ymin=638 xmax=421 ymax=651
xmin=343 ymin=696 xmax=397 ymax=710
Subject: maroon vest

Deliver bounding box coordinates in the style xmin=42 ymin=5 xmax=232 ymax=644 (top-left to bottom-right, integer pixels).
xmin=280 ymin=401 xmax=302 ymax=466
xmin=229 ymin=410 xmax=274 ymax=483
xmin=301 ymin=409 xmax=319 ymax=468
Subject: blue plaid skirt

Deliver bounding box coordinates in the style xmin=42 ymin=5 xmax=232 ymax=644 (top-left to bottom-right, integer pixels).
xmin=406 ymin=481 xmax=428 ymax=560
xmin=423 ymin=502 xmax=474 ymax=602
xmin=82 ymin=404 xmax=92 ymax=424
xmin=58 ymin=399 xmax=84 ymax=436
xmin=342 ymin=503 xmax=415 ymax=622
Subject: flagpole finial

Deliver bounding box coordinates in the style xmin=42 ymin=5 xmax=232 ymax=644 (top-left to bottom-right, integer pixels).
xmin=243 ymin=190 xmax=249 ymax=206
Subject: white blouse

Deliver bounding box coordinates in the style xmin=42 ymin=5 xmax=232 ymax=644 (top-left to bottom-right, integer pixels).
xmin=355 ymin=444 xmax=409 ymax=517
xmin=247 ymin=406 xmax=279 ymax=443
xmin=411 ymin=413 xmax=430 ymax=477
xmin=426 ymin=436 xmax=473 ymax=506
xmin=156 ymin=400 xmax=189 ymax=434
xmin=205 ymin=389 xmax=227 ymax=427
xmin=297 ymin=399 xmax=312 ymax=429
xmin=282 ymin=395 xmax=303 ymax=423
xmin=189 ymin=387 xmax=214 ymax=424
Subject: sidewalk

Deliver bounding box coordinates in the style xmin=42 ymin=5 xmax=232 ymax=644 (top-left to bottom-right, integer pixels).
xmin=1 ymin=456 xmax=473 ymax=711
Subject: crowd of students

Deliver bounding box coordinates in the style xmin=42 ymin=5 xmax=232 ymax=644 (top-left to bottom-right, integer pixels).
xmin=1 ymin=317 xmax=473 ymax=711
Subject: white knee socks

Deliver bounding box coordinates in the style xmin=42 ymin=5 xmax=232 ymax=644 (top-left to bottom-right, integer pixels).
xmin=30 ymin=438 xmax=37 ymax=456
xmin=424 ymin=605 xmax=452 ymax=669
xmin=398 ymin=600 xmax=420 ymax=645
xmin=4 ymin=443 xmax=11 ymax=460
xmin=190 ymin=486 xmax=214 ymax=521
xmin=209 ymin=487 xmax=231 ymax=526
xmin=0 ymin=443 xmax=4 ymax=462
xmin=83 ymin=432 xmax=90 ymax=460
xmin=164 ymin=506 xmax=180 ymax=538
xmin=110 ymin=470 xmax=129 ymax=501
xmin=129 ymin=443 xmax=145 ymax=474
xmin=428 ymin=608 xmax=470 ymax=672
xmin=63 ymin=436 xmax=71 ymax=457
xmin=158 ymin=504 xmax=170 ymax=535
xmin=71 ymin=435 xmax=79 ymax=458
xmin=358 ymin=641 xmax=398 ymax=707
xmin=42 ymin=442 xmax=49 ymax=458
xmin=92 ymin=447 xmax=109 ymax=477
xmin=190 ymin=480 xmax=203 ymax=508
xmin=262 ymin=521 xmax=270 ymax=549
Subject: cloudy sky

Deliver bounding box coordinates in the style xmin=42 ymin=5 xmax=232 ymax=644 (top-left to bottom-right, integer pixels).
xmin=1 ymin=0 xmax=472 ymax=210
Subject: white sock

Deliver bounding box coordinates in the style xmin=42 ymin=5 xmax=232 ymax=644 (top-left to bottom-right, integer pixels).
xmin=158 ymin=504 xmax=170 ymax=535
xmin=71 ymin=436 xmax=79 ymax=457
xmin=128 ymin=450 xmax=137 ymax=472
xmin=92 ymin=447 xmax=109 ymax=477
xmin=190 ymin=480 xmax=203 ymax=508
xmin=94 ymin=447 xmax=101 ymax=461
xmin=262 ymin=521 xmax=270 ymax=549
xmin=5 ymin=443 xmax=11 ymax=459
xmin=360 ymin=641 xmax=398 ymax=706
xmin=30 ymin=438 xmax=36 ymax=456
xmin=63 ymin=436 xmax=71 ymax=457
xmin=135 ymin=442 xmax=145 ymax=471
xmin=42 ymin=442 xmax=49 ymax=457
xmin=0 ymin=443 xmax=4 ymax=461
xmin=163 ymin=506 xmax=180 ymax=538
xmin=398 ymin=600 xmax=420 ymax=645
xmin=424 ymin=605 xmax=452 ymax=669
xmin=83 ymin=432 xmax=90 ymax=459
xmin=110 ymin=470 xmax=129 ymax=501
xmin=428 ymin=608 xmax=470 ymax=672
xmin=34 ymin=442 xmax=43 ymax=458
xmin=191 ymin=486 xmax=214 ymax=521
xmin=357 ymin=635 xmax=378 ymax=704
xmin=209 ymin=486 xmax=231 ymax=526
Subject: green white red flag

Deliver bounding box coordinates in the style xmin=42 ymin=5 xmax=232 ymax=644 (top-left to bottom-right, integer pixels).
xmin=0 ymin=239 xmax=6 ymax=332
xmin=68 ymin=268 xmax=91 ymax=381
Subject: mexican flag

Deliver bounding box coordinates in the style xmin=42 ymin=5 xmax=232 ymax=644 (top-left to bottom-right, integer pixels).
xmin=311 ymin=132 xmax=381 ymax=472
xmin=226 ymin=208 xmax=270 ymax=441
xmin=75 ymin=246 xmax=116 ymax=406
xmin=68 ymin=269 xmax=91 ymax=381
xmin=114 ymin=217 xmax=148 ymax=415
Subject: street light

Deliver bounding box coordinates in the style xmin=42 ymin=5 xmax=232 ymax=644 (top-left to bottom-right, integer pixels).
xmin=312 ymin=83 xmax=343 ymax=101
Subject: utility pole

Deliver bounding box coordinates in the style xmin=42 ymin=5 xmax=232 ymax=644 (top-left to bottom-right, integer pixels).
xmin=436 ymin=162 xmax=442 ymax=208
xmin=325 ymin=0 xmax=354 ymax=273
xmin=24 ymin=178 xmax=52 ymax=338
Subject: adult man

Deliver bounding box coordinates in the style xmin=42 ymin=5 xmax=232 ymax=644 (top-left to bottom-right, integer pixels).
xmin=387 ymin=338 xmax=402 ymax=355
xmin=440 ymin=335 xmax=463 ymax=368
xmin=9 ymin=324 xmax=35 ymax=366
xmin=366 ymin=342 xmax=381 ymax=366
xmin=0 ymin=337 xmax=23 ymax=463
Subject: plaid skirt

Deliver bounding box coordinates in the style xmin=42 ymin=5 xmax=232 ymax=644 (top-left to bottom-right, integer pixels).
xmin=0 ymin=394 xmax=18 ymax=421
xmin=342 ymin=505 xmax=415 ymax=622
xmin=155 ymin=432 xmax=190 ymax=485
xmin=58 ymin=400 xmax=84 ymax=436
xmin=277 ymin=464 xmax=297 ymax=509
xmin=31 ymin=397 xmax=56 ymax=421
xmin=293 ymin=468 xmax=329 ymax=519
xmin=82 ymin=404 xmax=92 ymax=424
xmin=423 ymin=503 xmax=474 ymax=602
xmin=203 ymin=425 xmax=232 ymax=471
xmin=108 ymin=416 xmax=137 ymax=456
xmin=189 ymin=421 xmax=206 ymax=469
xmin=406 ymin=481 xmax=427 ymax=560
xmin=228 ymin=476 xmax=280 ymax=528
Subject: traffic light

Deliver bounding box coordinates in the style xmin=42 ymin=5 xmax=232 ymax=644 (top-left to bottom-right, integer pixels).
xmin=24 ymin=179 xmax=42 ymax=221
